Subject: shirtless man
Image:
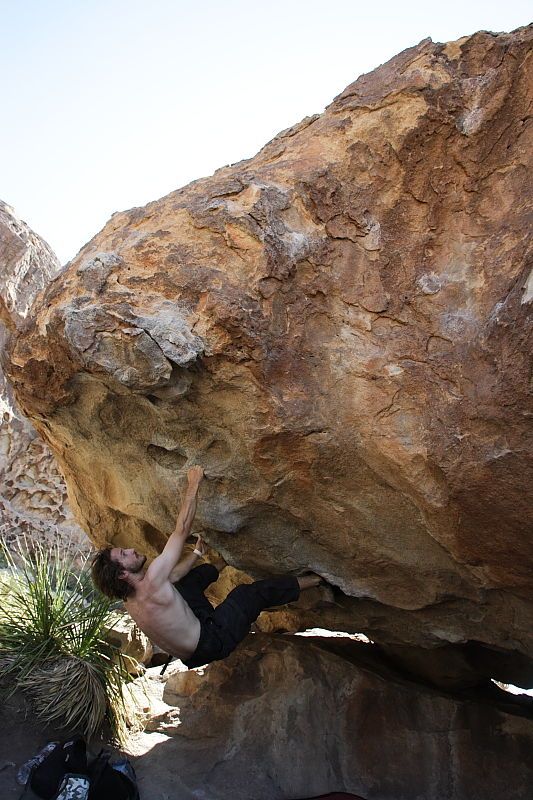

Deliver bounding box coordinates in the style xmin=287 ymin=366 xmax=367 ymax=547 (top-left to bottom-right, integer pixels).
xmin=91 ymin=466 xmax=322 ymax=669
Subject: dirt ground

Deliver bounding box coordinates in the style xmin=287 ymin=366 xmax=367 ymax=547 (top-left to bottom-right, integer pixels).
xmin=0 ymin=693 xmax=60 ymax=799
xmin=0 ymin=693 xmax=125 ymax=799
xmin=0 ymin=693 xmax=363 ymax=800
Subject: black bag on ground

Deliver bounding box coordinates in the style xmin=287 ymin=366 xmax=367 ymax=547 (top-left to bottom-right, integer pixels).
xmin=87 ymin=749 xmax=139 ymax=800
xmin=29 ymin=737 xmax=88 ymax=800
xmin=19 ymin=737 xmax=139 ymax=800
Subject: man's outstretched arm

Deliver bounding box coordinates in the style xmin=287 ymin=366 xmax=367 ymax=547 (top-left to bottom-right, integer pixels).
xmin=145 ymin=466 xmax=204 ymax=588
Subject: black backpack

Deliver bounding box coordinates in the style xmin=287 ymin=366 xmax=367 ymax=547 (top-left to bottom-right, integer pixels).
xmin=88 ymin=749 xmax=139 ymax=800
xmin=19 ymin=737 xmax=139 ymax=800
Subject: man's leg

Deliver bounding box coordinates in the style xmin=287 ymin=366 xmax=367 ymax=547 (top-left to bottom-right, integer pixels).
xmin=213 ymin=573 xmax=321 ymax=654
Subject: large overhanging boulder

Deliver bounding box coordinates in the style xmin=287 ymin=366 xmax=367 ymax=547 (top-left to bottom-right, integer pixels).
xmin=2 ymin=27 xmax=532 ymax=682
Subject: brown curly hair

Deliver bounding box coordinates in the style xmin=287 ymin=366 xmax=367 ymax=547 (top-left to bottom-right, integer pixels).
xmin=91 ymin=548 xmax=134 ymax=600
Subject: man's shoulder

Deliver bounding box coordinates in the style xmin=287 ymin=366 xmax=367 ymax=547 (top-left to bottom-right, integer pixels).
xmin=134 ymin=574 xmax=175 ymax=604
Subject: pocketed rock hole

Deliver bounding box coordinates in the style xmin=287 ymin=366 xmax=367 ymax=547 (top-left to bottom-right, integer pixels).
xmin=147 ymin=444 xmax=188 ymax=471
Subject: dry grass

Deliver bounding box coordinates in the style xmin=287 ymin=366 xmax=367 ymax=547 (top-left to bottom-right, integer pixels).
xmin=0 ymin=538 xmax=141 ymax=742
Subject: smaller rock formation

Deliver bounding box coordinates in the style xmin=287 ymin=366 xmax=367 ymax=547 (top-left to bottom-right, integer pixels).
xmin=129 ymin=634 xmax=533 ymax=800
xmin=0 ymin=201 xmax=89 ymax=558
xmin=0 ymin=200 xmax=59 ymax=328
xmin=105 ymin=612 xmax=153 ymax=674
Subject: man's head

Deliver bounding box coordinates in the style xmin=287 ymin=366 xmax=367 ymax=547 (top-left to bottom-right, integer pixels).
xmin=91 ymin=547 xmax=147 ymax=600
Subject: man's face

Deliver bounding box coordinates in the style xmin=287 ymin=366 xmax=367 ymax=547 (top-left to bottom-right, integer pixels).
xmin=110 ymin=547 xmax=146 ymax=575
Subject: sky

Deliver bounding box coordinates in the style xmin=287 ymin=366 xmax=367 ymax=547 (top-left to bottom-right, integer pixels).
xmin=1 ymin=0 xmax=531 ymax=264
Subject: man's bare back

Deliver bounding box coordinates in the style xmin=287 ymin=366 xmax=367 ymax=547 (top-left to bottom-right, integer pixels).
xmin=125 ymin=577 xmax=201 ymax=659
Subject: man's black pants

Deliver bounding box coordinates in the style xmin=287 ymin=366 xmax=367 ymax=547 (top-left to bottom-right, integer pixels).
xmin=175 ymin=564 xmax=300 ymax=668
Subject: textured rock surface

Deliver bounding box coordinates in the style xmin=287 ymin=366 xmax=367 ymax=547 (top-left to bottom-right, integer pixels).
xmin=128 ymin=634 xmax=533 ymax=800
xmin=0 ymin=200 xmax=60 ymax=328
xmin=0 ymin=202 xmax=89 ymax=557
xmin=2 ymin=28 xmax=533 ymax=680
xmin=105 ymin=611 xmax=154 ymax=673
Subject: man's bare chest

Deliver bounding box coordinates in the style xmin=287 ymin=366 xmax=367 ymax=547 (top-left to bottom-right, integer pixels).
xmin=126 ymin=584 xmax=191 ymax=629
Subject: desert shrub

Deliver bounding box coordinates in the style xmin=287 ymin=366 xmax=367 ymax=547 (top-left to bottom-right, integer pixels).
xmin=0 ymin=539 xmax=139 ymax=742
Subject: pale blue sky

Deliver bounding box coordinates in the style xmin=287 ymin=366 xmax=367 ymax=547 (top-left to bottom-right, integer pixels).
xmin=2 ymin=0 xmax=531 ymax=263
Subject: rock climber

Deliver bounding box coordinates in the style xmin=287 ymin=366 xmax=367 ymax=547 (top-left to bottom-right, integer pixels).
xmin=91 ymin=466 xmax=322 ymax=668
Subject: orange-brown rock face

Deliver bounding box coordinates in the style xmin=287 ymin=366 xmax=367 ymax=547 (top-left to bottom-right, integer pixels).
xmin=3 ymin=28 xmax=533 ymax=674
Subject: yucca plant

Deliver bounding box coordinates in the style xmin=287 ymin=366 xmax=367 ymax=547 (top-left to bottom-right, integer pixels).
xmin=0 ymin=538 xmax=140 ymax=742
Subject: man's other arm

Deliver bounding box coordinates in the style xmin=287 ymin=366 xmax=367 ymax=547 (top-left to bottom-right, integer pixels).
xmin=170 ymin=536 xmax=206 ymax=582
